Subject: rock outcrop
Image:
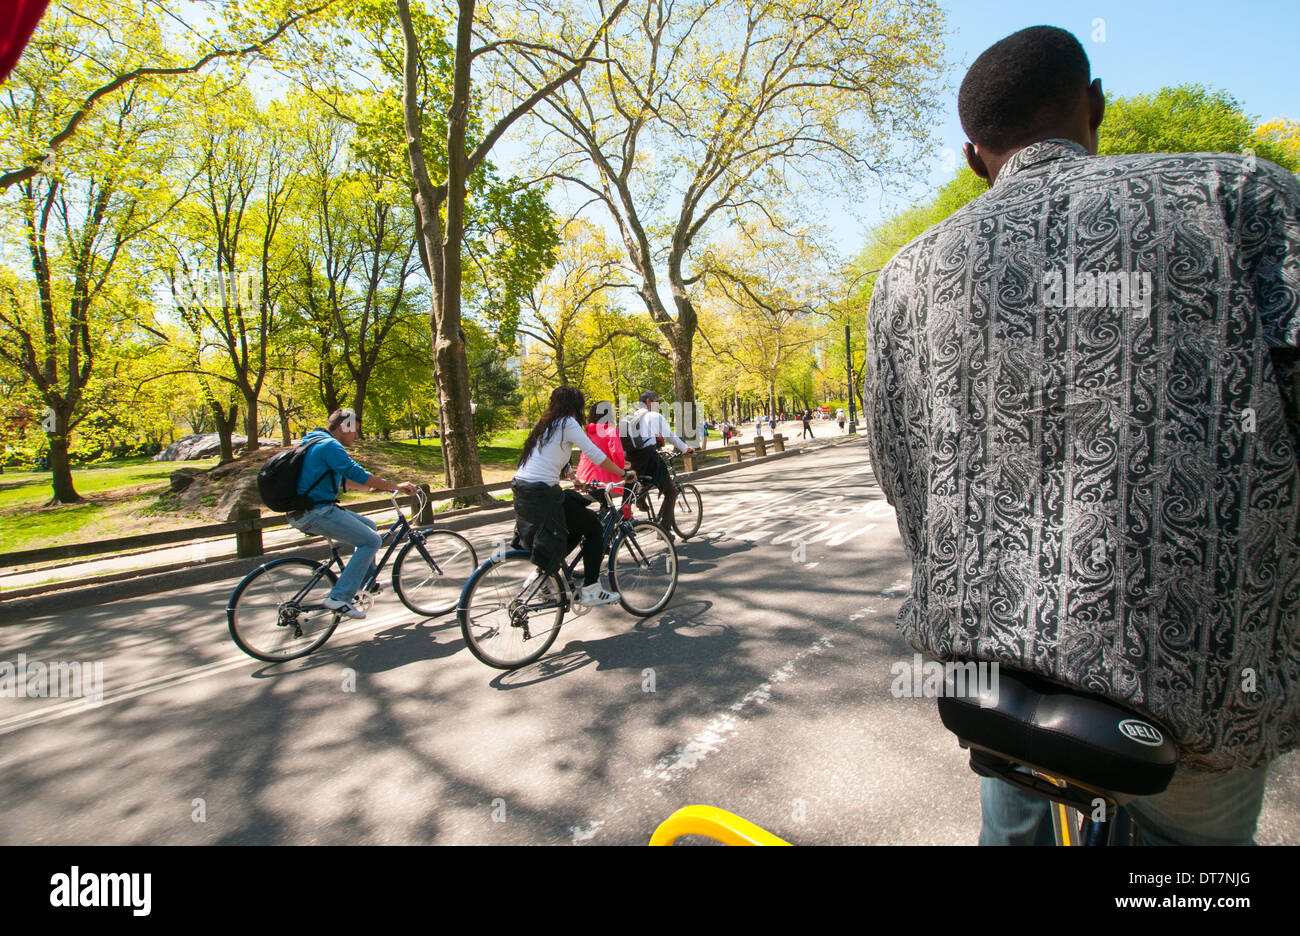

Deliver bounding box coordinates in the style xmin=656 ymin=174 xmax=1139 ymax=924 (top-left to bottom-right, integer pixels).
xmin=153 ymin=434 xmax=283 ymax=461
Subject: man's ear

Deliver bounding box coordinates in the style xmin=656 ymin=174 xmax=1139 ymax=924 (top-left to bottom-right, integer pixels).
xmin=964 ymin=142 xmax=990 ymax=183
xmin=1088 ymin=78 xmax=1105 ymax=144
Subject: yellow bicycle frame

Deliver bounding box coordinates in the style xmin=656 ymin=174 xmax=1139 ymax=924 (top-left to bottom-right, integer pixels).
xmin=649 ymin=806 xmax=791 ymax=846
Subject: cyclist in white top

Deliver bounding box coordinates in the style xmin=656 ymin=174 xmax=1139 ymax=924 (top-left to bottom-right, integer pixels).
xmin=619 ymin=390 xmax=693 ymax=537
xmin=513 ymin=386 xmax=637 ymax=605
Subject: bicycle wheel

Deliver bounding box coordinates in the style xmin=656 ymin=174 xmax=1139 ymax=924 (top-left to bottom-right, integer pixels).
xmin=609 ymin=520 xmax=678 ymax=616
xmin=228 ymin=558 xmax=339 ymax=662
xmin=392 ymin=529 xmax=479 ymax=617
xmin=458 ymin=551 xmax=566 ymax=669
xmin=671 ymin=483 xmax=703 ymax=539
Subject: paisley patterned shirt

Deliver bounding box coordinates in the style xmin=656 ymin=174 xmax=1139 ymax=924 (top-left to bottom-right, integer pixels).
xmin=864 ymin=139 xmax=1300 ymax=770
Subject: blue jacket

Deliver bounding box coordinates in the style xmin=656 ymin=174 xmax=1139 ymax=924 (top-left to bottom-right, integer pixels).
xmin=296 ymin=429 xmax=371 ymax=506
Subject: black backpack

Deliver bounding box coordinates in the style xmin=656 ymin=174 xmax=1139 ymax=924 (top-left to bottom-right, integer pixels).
xmin=257 ymin=436 xmax=331 ymax=512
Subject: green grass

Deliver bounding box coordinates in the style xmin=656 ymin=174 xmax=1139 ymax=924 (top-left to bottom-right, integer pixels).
xmin=0 ymin=433 xmax=525 ymax=555
xmin=389 ymin=428 xmax=526 ymax=467
xmin=0 ymin=457 xmax=219 ymax=510
xmin=0 ymin=500 xmax=105 ymax=553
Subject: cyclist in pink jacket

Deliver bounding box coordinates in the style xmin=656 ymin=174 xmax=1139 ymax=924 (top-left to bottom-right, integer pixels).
xmin=575 ymin=400 xmax=628 ymax=513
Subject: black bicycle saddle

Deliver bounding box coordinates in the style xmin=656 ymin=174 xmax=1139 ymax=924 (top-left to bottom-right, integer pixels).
xmin=937 ymin=664 xmax=1178 ymax=806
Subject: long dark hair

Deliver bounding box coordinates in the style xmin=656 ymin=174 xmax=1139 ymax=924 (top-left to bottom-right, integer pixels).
xmin=518 ymin=386 xmax=586 ymax=467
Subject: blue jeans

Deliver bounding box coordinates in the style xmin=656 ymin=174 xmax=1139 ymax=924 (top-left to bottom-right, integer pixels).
xmin=288 ymin=504 xmax=381 ymax=603
xmin=979 ymin=763 xmax=1270 ymax=845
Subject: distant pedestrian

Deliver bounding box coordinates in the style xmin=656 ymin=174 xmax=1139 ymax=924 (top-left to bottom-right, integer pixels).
xmin=801 ymin=410 xmax=814 ymax=439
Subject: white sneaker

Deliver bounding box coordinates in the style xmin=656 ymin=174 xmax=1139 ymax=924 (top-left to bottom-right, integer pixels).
xmin=580 ymin=583 xmax=621 ymax=606
xmin=323 ymin=596 xmax=366 ymax=619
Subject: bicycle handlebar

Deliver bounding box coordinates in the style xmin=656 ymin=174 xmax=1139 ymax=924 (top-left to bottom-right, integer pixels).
xmin=578 ymin=478 xmax=645 ymax=498
xmin=390 ymin=486 xmax=428 ymax=521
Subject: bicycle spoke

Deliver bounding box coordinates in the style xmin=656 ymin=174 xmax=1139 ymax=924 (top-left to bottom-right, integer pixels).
xmin=459 ymin=554 xmax=564 ymax=669
xmin=393 ymin=531 xmax=478 ymax=617
xmin=611 ymin=523 xmax=678 ymax=617
xmin=228 ymin=559 xmax=339 ymax=662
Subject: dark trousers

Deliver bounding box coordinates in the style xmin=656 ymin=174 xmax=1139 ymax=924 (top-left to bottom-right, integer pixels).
xmin=563 ymin=491 xmax=604 ymax=586
xmin=627 ymin=449 xmax=677 ymax=531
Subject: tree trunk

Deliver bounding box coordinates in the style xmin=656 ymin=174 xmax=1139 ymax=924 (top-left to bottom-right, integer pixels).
xmin=350 ymin=381 xmax=368 ymax=440
xmin=276 ymin=394 xmax=292 ymax=445
xmin=242 ymin=388 xmax=260 ymax=453
xmin=45 ymin=404 xmax=81 ymax=504
xmin=319 ymin=340 xmax=342 ymax=414
xmin=212 ymin=399 xmax=238 ymax=463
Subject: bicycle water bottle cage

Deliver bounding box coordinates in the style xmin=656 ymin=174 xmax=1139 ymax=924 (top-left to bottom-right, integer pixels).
xmin=937 ymin=666 xmax=1177 ymax=810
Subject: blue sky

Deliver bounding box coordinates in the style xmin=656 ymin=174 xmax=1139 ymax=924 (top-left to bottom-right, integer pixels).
xmin=838 ymin=0 xmax=1300 ymax=255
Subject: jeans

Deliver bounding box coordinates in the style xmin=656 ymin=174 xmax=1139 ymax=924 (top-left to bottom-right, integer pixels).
xmin=979 ymin=763 xmax=1270 ymax=845
xmin=288 ymin=504 xmax=381 ymax=603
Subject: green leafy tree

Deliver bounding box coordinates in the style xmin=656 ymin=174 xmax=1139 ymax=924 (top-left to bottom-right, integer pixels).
xmin=532 ymin=0 xmax=946 ymax=437
xmin=0 ymin=8 xmax=190 ymax=500
xmin=1100 ymin=86 xmax=1299 ymax=170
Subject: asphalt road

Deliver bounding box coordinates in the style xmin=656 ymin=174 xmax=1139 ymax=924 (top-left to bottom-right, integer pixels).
xmin=2 ymin=438 xmax=1297 ymax=845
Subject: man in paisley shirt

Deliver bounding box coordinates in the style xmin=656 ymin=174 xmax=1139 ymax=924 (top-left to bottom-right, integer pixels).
xmin=864 ymin=26 xmax=1300 ymax=844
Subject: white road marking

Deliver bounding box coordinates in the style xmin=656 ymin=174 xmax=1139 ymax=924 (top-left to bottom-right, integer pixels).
xmin=569 ymin=820 xmax=605 ymax=843
xmin=570 ymin=635 xmax=836 ymax=843
xmin=645 ymin=635 xmax=833 ymax=783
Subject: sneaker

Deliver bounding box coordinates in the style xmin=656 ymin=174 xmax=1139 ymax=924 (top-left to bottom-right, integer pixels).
xmin=580 ymin=583 xmax=621 ymax=606
xmin=323 ymin=596 xmax=366 ymax=619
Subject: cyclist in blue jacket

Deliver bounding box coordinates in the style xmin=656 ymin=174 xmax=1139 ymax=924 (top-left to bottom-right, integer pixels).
xmin=286 ymin=409 xmax=417 ymax=619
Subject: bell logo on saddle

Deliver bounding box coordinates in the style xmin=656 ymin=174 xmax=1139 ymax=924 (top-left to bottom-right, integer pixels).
xmin=1118 ymin=719 xmax=1164 ymax=747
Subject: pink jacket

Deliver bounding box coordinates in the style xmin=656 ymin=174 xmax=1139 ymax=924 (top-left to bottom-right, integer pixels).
xmin=575 ymin=421 xmax=625 ymax=495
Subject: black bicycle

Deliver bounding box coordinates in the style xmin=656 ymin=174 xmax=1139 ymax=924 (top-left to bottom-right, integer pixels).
xmin=457 ymin=479 xmax=678 ymax=669
xmin=635 ymin=450 xmax=703 ymax=539
xmin=228 ymin=490 xmax=478 ymax=662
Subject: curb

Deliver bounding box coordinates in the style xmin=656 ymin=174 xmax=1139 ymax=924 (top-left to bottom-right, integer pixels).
xmin=0 ymin=434 xmax=868 ymax=622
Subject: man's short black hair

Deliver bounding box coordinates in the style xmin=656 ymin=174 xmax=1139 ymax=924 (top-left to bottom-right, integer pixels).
xmin=640 ymin=390 xmax=660 ymax=404
xmin=958 ymin=26 xmax=1090 ymax=153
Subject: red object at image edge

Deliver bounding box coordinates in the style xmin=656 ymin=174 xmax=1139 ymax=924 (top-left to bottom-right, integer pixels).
xmin=1 ymin=0 xmax=52 ymax=84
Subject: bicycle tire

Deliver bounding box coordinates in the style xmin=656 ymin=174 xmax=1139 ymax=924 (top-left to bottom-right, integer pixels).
xmin=392 ymin=529 xmax=479 ymax=617
xmin=458 ymin=550 xmax=566 ymax=669
xmin=672 ymin=483 xmax=703 ymax=539
xmin=609 ymin=520 xmax=678 ymax=617
xmin=228 ymin=558 xmax=340 ymax=662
